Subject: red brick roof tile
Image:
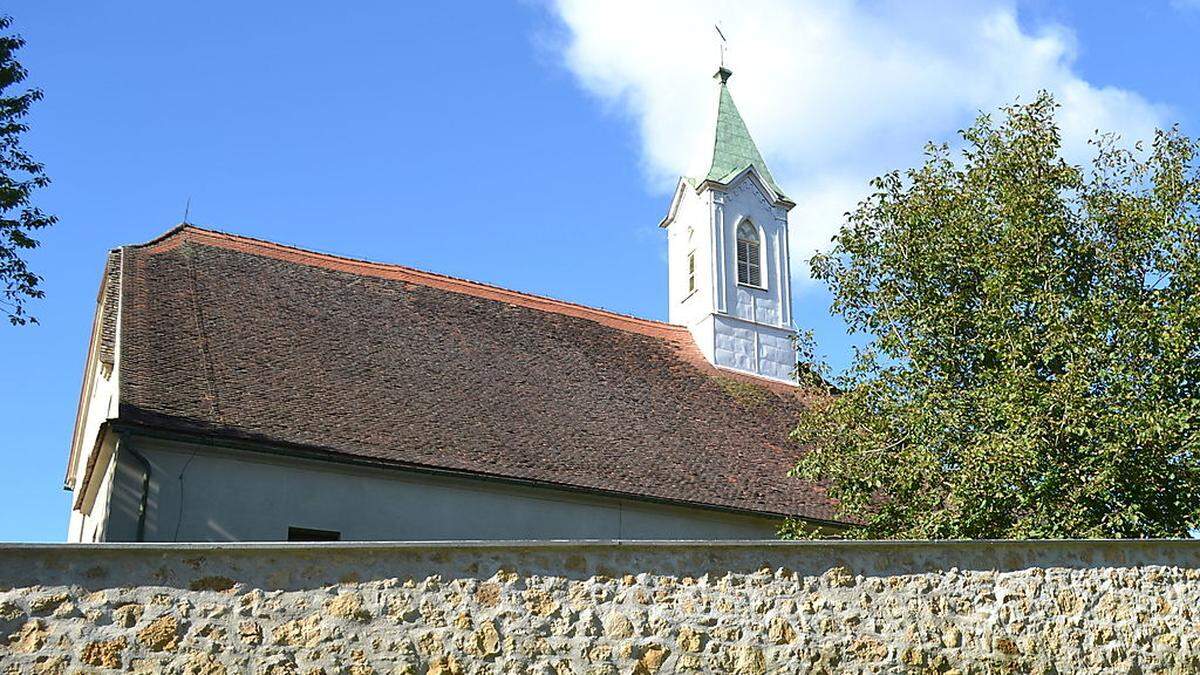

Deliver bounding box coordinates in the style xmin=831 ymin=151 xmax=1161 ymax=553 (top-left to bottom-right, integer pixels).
xmin=113 ymin=225 xmax=839 ymax=523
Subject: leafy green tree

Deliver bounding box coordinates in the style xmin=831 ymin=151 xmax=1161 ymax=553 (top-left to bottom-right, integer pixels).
xmin=0 ymin=15 xmax=54 ymax=325
xmin=788 ymin=92 xmax=1200 ymax=539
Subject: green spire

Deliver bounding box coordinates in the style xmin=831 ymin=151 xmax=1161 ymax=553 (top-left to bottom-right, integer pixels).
xmin=702 ymin=67 xmax=786 ymax=199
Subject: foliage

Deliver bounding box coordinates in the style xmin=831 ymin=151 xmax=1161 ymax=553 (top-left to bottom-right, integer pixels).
xmin=788 ymin=92 xmax=1200 ymax=539
xmin=0 ymin=15 xmax=54 ymax=325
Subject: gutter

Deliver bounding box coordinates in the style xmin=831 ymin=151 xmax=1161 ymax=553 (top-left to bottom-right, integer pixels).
xmin=72 ymin=427 xmax=154 ymax=541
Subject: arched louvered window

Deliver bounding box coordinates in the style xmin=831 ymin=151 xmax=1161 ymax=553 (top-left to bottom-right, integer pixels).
xmin=736 ymin=221 xmax=761 ymax=286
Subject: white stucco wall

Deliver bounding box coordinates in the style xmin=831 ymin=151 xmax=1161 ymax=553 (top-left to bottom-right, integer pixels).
xmin=667 ymin=173 xmax=798 ymax=383
xmin=712 ymin=315 xmax=797 ymax=382
xmin=67 ymin=362 xmax=120 ymax=543
xmin=666 ymin=186 xmax=713 ymax=328
xmin=713 ymin=174 xmax=791 ymax=329
xmin=93 ymin=434 xmax=795 ymax=542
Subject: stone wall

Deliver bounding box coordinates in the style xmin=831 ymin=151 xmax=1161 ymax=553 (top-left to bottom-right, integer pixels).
xmin=0 ymin=540 xmax=1197 ymax=673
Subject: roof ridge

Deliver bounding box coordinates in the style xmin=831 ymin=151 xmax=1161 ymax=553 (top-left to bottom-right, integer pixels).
xmin=136 ymin=224 xmax=689 ymax=339
xmin=129 ymin=222 xmax=192 ymax=249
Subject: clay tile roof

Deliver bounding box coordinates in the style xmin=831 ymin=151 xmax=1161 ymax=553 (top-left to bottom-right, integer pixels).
xmin=97 ymin=250 xmax=121 ymax=365
xmin=113 ymin=225 xmax=839 ymax=523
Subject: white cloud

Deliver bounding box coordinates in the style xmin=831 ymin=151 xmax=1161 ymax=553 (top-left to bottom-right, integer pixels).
xmin=544 ymin=0 xmax=1170 ymax=285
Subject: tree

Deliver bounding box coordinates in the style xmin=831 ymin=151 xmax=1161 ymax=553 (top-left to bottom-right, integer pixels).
xmin=0 ymin=15 xmax=54 ymax=325
xmin=788 ymin=92 xmax=1200 ymax=539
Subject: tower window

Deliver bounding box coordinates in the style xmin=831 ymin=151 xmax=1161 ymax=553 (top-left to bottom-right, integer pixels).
xmin=736 ymin=221 xmax=761 ymax=287
xmin=687 ymin=250 xmax=696 ymax=293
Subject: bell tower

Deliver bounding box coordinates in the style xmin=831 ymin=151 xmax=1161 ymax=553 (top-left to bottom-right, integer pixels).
xmin=660 ymin=67 xmax=798 ymax=383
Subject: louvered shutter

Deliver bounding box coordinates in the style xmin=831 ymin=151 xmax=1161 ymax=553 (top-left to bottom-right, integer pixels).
xmin=737 ymin=240 xmax=750 ymax=284
xmin=736 ymin=222 xmax=762 ymax=287
xmin=747 ymin=242 xmax=761 ymax=286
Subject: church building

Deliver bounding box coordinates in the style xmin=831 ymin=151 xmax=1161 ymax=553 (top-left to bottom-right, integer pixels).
xmin=64 ymin=68 xmax=842 ymax=542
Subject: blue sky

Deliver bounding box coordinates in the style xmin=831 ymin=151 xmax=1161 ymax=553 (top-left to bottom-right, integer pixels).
xmin=3 ymin=1 xmax=1199 ymax=541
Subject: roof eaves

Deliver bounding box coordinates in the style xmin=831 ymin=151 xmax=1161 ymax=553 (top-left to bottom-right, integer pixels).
xmin=658 ymin=178 xmax=691 ymax=228
xmin=692 ymin=164 xmax=795 ymax=210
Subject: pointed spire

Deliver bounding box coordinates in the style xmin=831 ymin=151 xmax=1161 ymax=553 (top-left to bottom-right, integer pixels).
xmin=701 ymin=67 xmax=786 ymax=199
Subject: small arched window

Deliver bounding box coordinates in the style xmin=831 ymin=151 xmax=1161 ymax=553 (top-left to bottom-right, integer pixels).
xmin=736 ymin=221 xmax=761 ymax=286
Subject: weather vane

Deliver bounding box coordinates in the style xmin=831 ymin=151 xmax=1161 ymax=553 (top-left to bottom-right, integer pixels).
xmin=715 ymin=23 xmax=727 ymax=68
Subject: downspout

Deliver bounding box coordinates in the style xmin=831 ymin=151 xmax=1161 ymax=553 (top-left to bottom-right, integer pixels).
xmin=122 ymin=434 xmax=152 ymax=542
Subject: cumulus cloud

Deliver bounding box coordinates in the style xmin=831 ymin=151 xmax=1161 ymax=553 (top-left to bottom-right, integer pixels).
xmin=543 ymin=0 xmax=1170 ymax=285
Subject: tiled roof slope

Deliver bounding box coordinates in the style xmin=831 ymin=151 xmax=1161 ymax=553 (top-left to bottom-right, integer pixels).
xmin=116 ymin=225 xmax=838 ymax=522
xmin=97 ymin=250 xmax=121 ymax=365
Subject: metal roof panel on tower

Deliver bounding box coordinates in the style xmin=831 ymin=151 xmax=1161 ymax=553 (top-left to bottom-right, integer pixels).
xmin=701 ymin=67 xmax=787 ymax=200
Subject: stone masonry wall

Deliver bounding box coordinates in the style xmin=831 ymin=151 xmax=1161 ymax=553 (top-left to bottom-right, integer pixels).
xmin=0 ymin=540 xmax=1198 ymax=674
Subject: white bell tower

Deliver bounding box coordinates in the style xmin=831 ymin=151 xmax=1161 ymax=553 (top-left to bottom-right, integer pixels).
xmin=660 ymin=67 xmax=798 ymax=383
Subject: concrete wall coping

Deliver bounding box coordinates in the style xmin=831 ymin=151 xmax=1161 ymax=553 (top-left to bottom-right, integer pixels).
xmin=1 ymin=538 xmax=1197 ymax=551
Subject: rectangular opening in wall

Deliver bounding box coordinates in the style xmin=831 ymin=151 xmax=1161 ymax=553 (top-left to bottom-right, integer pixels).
xmin=687 ymin=250 xmax=696 ymax=293
xmin=287 ymin=526 xmax=341 ymax=541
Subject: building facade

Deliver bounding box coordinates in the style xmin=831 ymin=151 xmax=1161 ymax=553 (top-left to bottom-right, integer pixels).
xmin=65 ymin=68 xmax=837 ymax=542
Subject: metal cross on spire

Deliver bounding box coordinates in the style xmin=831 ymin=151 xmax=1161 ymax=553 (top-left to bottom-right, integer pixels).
xmin=714 ymin=22 xmax=727 ymax=68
